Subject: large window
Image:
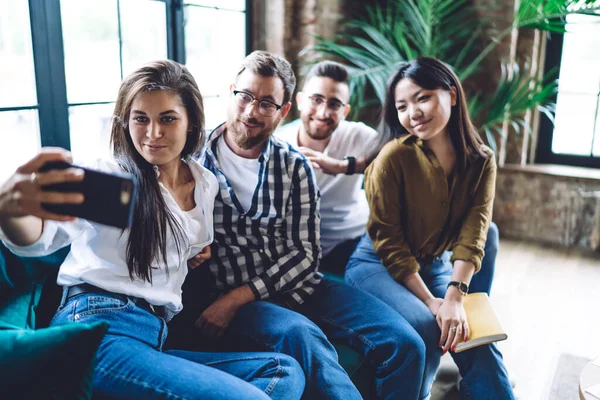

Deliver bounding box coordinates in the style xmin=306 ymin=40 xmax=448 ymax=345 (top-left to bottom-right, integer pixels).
xmin=0 ymin=0 xmax=40 ymax=180
xmin=0 ymin=0 xmax=248 ymax=180
xmin=537 ymin=14 xmax=600 ymax=168
xmin=184 ymin=1 xmax=247 ymax=130
xmin=61 ymin=0 xmax=168 ymax=162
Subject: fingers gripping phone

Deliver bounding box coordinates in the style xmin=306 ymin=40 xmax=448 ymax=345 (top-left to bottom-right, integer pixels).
xmin=39 ymin=161 xmax=137 ymax=229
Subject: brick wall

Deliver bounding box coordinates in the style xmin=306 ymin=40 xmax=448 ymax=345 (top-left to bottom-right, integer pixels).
xmin=494 ymin=166 xmax=600 ymax=250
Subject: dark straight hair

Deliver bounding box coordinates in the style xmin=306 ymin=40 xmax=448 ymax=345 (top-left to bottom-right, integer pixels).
xmin=304 ymin=61 xmax=349 ymax=85
xmin=380 ymin=57 xmax=490 ymax=171
xmin=110 ymin=60 xmax=205 ymax=283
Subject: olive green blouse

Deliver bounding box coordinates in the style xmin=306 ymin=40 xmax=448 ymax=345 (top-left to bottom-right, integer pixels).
xmin=364 ymin=135 xmax=496 ymax=281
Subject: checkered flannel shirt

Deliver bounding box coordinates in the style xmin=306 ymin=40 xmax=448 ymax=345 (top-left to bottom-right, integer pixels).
xmin=200 ymin=123 xmax=323 ymax=306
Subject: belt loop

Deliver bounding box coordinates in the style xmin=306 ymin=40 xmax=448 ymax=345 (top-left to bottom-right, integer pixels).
xmin=59 ymin=286 xmax=69 ymax=308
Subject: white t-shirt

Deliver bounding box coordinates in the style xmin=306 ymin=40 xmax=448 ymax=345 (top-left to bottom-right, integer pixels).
xmin=276 ymin=119 xmax=378 ymax=255
xmin=0 ymin=157 xmax=218 ymax=321
xmin=215 ymin=135 xmax=261 ymax=212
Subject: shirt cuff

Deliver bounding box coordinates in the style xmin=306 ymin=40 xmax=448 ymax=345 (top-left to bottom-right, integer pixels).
xmin=248 ymin=275 xmax=272 ymax=301
xmin=387 ymin=256 xmax=420 ymax=282
xmin=450 ymin=244 xmax=483 ymax=272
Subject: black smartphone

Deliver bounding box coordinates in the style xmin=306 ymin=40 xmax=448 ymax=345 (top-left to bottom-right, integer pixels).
xmin=39 ymin=161 xmax=137 ymax=229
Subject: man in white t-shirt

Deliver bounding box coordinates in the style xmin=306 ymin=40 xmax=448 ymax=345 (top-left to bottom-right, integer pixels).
xmin=276 ymin=61 xmax=380 ymax=275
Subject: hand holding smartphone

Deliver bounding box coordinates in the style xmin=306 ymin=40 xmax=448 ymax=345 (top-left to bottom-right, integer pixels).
xmin=39 ymin=161 xmax=137 ymax=229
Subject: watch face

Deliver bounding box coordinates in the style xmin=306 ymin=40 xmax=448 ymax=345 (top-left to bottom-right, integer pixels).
xmin=459 ymin=282 xmax=468 ymax=293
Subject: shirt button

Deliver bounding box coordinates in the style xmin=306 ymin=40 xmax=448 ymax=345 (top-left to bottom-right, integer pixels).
xmin=441 ymin=201 xmax=447 ymax=207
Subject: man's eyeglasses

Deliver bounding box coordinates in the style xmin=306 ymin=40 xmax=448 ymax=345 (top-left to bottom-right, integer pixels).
xmin=307 ymin=96 xmax=346 ymax=112
xmin=233 ymin=90 xmax=283 ymax=117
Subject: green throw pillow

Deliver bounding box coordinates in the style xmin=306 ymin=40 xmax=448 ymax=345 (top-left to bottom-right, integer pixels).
xmin=0 ymin=243 xmax=69 ymax=330
xmin=0 ymin=321 xmax=108 ymax=400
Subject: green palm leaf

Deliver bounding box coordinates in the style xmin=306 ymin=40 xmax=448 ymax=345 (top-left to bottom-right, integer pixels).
xmin=306 ymin=0 xmax=483 ymax=116
xmin=472 ymin=63 xmax=559 ymax=150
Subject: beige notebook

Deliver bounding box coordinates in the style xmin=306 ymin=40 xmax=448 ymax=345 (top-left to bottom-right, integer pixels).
xmin=454 ymin=292 xmax=507 ymax=353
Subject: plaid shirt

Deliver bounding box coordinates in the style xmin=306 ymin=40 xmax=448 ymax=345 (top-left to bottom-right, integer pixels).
xmin=200 ymin=123 xmax=323 ymax=306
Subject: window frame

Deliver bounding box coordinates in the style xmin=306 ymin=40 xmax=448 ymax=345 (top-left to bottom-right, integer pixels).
xmin=14 ymin=0 xmax=252 ymax=152
xmin=536 ymin=31 xmax=600 ymax=169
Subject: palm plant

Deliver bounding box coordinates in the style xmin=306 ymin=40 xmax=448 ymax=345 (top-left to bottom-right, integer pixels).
xmin=306 ymin=0 xmax=600 ymax=161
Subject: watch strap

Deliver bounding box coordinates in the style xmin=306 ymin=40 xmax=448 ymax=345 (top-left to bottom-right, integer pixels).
xmin=344 ymin=156 xmax=356 ymax=175
xmin=447 ymin=280 xmax=469 ymax=295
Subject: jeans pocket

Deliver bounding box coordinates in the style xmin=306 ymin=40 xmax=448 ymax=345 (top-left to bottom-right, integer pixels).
xmin=78 ymin=294 xmax=132 ymax=317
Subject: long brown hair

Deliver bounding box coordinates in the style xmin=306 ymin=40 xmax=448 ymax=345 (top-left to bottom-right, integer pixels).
xmin=380 ymin=57 xmax=489 ymax=171
xmin=110 ymin=60 xmax=204 ymax=283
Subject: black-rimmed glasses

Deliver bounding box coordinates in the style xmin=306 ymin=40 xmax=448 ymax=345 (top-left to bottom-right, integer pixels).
xmin=233 ymin=90 xmax=283 ymax=117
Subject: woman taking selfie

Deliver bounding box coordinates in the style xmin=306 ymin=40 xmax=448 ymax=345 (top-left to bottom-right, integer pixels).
xmin=0 ymin=60 xmax=304 ymax=400
xmin=345 ymin=57 xmax=515 ymax=400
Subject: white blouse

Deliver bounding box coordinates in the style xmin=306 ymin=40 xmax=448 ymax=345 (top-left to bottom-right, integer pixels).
xmin=0 ymin=157 xmax=218 ymax=321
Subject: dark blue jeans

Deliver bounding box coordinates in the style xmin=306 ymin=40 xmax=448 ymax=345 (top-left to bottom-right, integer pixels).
xmin=50 ymin=291 xmax=305 ymax=399
xmin=345 ymin=223 xmax=515 ymax=400
xmin=223 ymin=277 xmax=426 ymax=400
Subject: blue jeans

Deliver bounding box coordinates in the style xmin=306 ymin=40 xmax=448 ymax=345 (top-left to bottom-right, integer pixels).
xmin=470 ymin=222 xmax=499 ymax=295
xmin=345 ymin=223 xmax=514 ymax=400
xmin=222 ymin=277 xmax=426 ymax=400
xmin=50 ymin=291 xmax=305 ymax=400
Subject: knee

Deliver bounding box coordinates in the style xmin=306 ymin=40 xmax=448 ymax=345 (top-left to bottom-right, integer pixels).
xmin=279 ymin=318 xmax=333 ymax=355
xmin=486 ymin=222 xmax=500 ymax=254
xmin=397 ymin=330 xmax=427 ymax=368
xmin=376 ymin=320 xmax=427 ymax=370
xmin=415 ymin=315 xmax=442 ymax=354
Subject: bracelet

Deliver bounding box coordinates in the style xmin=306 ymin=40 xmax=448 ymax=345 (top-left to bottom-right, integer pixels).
xmin=344 ymin=156 xmax=356 ymax=175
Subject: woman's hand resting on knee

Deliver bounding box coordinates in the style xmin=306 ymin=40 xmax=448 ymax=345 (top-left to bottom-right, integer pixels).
xmin=435 ymin=295 xmax=469 ymax=354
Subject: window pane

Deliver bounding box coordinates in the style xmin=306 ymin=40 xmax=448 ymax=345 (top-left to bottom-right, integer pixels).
xmin=61 ymin=0 xmax=121 ymax=104
xmin=184 ymin=0 xmax=245 ymax=11
xmin=184 ymin=6 xmax=245 ymax=97
xmin=203 ymin=96 xmax=228 ymax=132
xmin=594 ymin=101 xmax=600 ymax=157
xmin=552 ymin=93 xmax=597 ymax=156
xmin=69 ymin=104 xmax=114 ymax=164
xmin=0 ymin=110 xmax=40 ymax=182
xmin=557 ymin=14 xmax=600 ymax=95
xmin=120 ymin=0 xmax=168 ymax=77
xmin=0 ymin=0 xmax=37 ymax=107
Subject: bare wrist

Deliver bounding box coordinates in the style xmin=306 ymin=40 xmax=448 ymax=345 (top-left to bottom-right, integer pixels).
xmin=227 ymin=285 xmax=255 ymax=307
xmin=339 ymin=159 xmax=349 ymax=175
xmin=423 ymin=296 xmax=437 ymax=306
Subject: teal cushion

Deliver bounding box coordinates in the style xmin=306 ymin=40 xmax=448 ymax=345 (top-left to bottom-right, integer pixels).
xmin=333 ymin=341 xmax=373 ymax=396
xmin=0 ymin=282 xmax=45 ymax=330
xmin=0 ymin=243 xmax=69 ymax=329
xmin=0 ymin=321 xmax=108 ymax=400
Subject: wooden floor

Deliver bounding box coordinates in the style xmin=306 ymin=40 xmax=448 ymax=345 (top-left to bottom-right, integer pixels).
xmin=491 ymin=239 xmax=600 ymax=400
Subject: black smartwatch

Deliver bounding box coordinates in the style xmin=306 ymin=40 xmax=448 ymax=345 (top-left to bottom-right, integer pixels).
xmin=447 ymin=281 xmax=469 ymax=296
xmin=344 ymin=156 xmax=356 ymax=175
